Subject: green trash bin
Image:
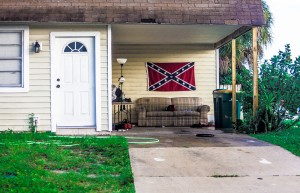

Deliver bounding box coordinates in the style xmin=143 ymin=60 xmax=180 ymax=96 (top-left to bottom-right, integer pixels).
xmin=213 ymin=89 xmax=241 ymax=129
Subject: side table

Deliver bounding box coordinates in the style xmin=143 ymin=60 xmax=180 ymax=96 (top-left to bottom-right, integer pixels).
xmin=112 ymin=102 xmax=134 ymax=124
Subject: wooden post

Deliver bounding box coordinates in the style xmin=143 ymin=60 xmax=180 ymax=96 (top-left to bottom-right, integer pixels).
xmin=253 ymin=27 xmax=259 ymax=116
xmin=232 ymin=39 xmax=237 ymax=126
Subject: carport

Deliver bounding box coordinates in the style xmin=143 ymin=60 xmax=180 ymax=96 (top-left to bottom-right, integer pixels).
xmin=110 ymin=1 xmax=265 ymax=127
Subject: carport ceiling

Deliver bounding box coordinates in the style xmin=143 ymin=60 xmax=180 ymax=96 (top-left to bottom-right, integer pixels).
xmin=112 ymin=24 xmax=242 ymax=45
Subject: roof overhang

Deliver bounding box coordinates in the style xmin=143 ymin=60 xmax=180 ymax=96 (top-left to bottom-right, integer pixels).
xmin=112 ymin=24 xmax=252 ymax=49
xmin=0 ymin=0 xmax=264 ymax=49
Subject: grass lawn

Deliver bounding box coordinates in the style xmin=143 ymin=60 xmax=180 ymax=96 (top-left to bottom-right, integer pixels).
xmin=0 ymin=132 xmax=135 ymax=193
xmin=251 ymin=124 xmax=300 ymax=157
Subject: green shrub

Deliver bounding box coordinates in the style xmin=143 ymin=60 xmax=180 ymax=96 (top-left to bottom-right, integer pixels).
xmin=231 ymin=45 xmax=300 ymax=133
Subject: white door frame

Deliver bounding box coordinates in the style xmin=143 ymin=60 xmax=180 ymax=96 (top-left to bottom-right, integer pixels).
xmin=50 ymin=32 xmax=101 ymax=132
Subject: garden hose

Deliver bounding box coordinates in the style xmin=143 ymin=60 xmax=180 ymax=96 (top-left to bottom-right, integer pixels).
xmin=125 ymin=137 xmax=159 ymax=144
xmin=49 ymin=135 xmax=160 ymax=145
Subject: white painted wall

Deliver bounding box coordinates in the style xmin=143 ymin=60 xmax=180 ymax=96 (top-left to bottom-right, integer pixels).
xmin=0 ymin=25 xmax=109 ymax=131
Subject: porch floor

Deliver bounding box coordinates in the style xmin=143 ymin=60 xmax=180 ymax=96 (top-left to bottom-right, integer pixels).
xmin=112 ymin=126 xmax=271 ymax=148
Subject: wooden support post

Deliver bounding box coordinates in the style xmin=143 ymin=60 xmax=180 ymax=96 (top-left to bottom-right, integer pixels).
xmin=232 ymin=39 xmax=237 ymax=126
xmin=253 ymin=27 xmax=259 ymax=116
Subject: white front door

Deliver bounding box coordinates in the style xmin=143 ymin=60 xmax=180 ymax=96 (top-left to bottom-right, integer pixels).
xmin=55 ymin=37 xmax=96 ymax=127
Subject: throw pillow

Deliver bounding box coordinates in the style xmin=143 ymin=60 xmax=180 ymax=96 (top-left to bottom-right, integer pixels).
xmin=166 ymin=105 xmax=176 ymax=111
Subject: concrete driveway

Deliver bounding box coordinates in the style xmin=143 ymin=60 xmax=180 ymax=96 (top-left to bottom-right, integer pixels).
xmin=118 ymin=127 xmax=300 ymax=193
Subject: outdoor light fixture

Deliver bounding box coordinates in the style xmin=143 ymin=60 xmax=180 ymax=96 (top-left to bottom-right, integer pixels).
xmin=116 ymin=58 xmax=127 ymax=101
xmin=118 ymin=76 xmax=126 ymax=83
xmin=117 ymin=58 xmax=127 ymax=85
xmin=33 ymin=40 xmax=42 ymax=53
xmin=117 ymin=58 xmax=127 ymax=66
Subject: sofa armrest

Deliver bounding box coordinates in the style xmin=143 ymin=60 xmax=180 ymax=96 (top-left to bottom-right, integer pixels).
xmin=136 ymin=107 xmax=146 ymax=119
xmin=197 ymin=105 xmax=210 ymax=125
xmin=197 ymin=105 xmax=210 ymax=113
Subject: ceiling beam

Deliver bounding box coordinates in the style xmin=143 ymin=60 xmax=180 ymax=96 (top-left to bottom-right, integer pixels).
xmin=214 ymin=26 xmax=252 ymax=49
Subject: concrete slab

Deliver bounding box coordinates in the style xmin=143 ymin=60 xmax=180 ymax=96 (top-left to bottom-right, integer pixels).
xmin=124 ymin=127 xmax=300 ymax=193
xmin=134 ymin=176 xmax=300 ymax=193
xmin=130 ymin=146 xmax=300 ymax=177
xmin=130 ymin=146 xmax=300 ymax=193
xmin=116 ymin=127 xmax=271 ymax=147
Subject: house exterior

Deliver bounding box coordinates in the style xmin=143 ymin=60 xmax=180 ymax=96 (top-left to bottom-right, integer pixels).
xmin=0 ymin=0 xmax=265 ymax=134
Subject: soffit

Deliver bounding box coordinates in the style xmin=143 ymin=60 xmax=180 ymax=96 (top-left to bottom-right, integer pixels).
xmin=112 ymin=24 xmax=242 ymax=45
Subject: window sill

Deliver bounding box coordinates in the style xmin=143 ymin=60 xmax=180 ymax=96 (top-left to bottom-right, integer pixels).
xmin=0 ymin=87 xmax=29 ymax=93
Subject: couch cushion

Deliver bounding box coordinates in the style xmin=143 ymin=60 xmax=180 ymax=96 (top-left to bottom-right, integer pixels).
xmin=136 ymin=97 xmax=172 ymax=111
xmin=147 ymin=111 xmax=174 ymax=117
xmin=171 ymin=97 xmax=202 ymax=111
xmin=174 ymin=111 xmax=200 ymax=117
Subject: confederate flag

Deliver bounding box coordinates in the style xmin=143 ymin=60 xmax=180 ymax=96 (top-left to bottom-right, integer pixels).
xmin=146 ymin=62 xmax=196 ymax=91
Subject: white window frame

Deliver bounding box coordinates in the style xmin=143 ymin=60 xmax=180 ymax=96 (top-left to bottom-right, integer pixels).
xmin=0 ymin=26 xmax=29 ymax=92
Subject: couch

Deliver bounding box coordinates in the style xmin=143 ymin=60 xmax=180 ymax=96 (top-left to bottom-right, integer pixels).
xmin=136 ymin=97 xmax=210 ymax=127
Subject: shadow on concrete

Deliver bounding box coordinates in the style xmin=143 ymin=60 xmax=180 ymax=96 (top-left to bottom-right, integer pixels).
xmin=113 ymin=126 xmax=271 ymax=148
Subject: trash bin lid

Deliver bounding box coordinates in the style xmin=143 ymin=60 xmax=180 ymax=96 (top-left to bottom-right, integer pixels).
xmin=213 ymin=89 xmax=232 ymax=93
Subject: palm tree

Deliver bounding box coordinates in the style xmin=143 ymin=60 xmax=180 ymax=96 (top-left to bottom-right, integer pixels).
xmin=219 ymin=0 xmax=273 ymax=77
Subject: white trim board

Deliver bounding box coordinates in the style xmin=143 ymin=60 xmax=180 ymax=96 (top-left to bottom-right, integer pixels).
xmin=50 ymin=32 xmax=101 ymax=132
xmin=107 ymin=25 xmax=113 ymax=132
xmin=0 ymin=26 xmax=29 ymax=92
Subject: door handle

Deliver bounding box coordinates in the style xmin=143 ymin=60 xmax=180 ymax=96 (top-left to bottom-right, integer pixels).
xmin=56 ymin=85 xmax=60 ymax=88
xmin=57 ymin=78 xmax=60 ymax=82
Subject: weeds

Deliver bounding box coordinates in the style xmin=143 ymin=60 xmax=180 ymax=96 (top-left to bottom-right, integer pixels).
xmin=28 ymin=113 xmax=37 ymax=133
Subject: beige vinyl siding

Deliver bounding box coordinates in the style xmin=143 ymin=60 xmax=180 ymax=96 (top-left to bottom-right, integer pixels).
xmin=112 ymin=44 xmax=216 ymax=124
xmin=0 ymin=25 xmax=109 ymax=131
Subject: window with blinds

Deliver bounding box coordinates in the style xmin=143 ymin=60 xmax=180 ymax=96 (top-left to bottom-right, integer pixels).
xmin=0 ymin=31 xmax=23 ymax=87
